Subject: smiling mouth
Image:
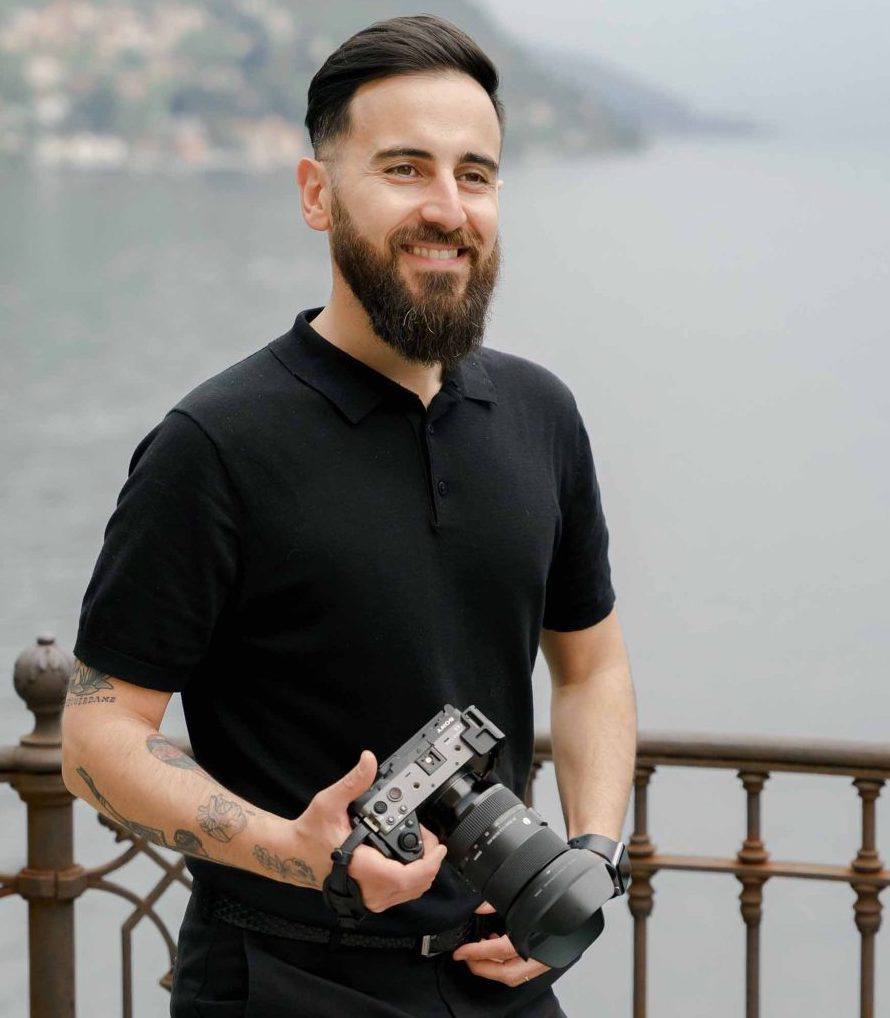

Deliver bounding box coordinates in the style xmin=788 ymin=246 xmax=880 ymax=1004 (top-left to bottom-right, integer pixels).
xmin=402 ymin=245 xmax=468 ymax=262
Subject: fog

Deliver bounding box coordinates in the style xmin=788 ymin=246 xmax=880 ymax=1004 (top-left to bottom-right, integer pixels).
xmin=481 ymin=0 xmax=890 ymax=142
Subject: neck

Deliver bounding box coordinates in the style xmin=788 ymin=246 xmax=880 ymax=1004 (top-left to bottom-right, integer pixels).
xmin=310 ymin=276 xmax=443 ymax=409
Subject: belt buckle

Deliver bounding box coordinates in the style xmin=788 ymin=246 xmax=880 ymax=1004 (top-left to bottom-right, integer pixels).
xmin=420 ymin=918 xmax=475 ymax=958
xmin=420 ymin=933 xmax=440 ymax=957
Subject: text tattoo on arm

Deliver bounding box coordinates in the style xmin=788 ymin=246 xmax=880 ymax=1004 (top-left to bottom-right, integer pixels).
xmin=66 ymin=661 xmax=116 ymax=707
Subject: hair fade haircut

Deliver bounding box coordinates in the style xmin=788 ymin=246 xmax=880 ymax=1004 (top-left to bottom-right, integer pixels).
xmin=305 ymin=15 xmax=505 ymax=156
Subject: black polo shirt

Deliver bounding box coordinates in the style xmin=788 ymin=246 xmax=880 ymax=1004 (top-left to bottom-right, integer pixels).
xmin=75 ymin=309 xmax=615 ymax=936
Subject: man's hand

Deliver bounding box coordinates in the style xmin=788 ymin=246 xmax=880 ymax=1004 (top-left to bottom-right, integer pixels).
xmin=294 ymin=750 xmax=447 ymax=912
xmin=452 ymin=902 xmax=552 ymax=987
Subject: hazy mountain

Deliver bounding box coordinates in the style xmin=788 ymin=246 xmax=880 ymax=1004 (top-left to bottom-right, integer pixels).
xmin=537 ymin=45 xmax=764 ymax=138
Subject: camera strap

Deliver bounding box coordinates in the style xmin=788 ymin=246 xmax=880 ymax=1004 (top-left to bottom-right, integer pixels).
xmin=322 ymin=823 xmax=373 ymax=928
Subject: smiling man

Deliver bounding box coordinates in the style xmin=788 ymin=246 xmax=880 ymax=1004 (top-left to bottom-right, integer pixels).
xmin=62 ymin=16 xmax=636 ymax=1018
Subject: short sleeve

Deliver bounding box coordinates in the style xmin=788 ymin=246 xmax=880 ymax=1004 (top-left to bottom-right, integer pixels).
xmin=541 ymin=412 xmax=615 ymax=631
xmin=74 ymin=410 xmax=242 ymax=691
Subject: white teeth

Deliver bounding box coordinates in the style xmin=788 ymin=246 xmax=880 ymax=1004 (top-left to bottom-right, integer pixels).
xmin=408 ymin=246 xmax=459 ymax=259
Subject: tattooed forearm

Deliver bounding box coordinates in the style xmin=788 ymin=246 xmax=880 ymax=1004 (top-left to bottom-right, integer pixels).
xmin=76 ymin=767 xmax=209 ymax=859
xmin=197 ymin=793 xmax=248 ymax=843
xmin=173 ymin=829 xmax=208 ymax=857
xmin=253 ymin=844 xmax=318 ymax=888
xmin=77 ymin=766 xmax=167 ymax=845
xmin=146 ymin=734 xmax=211 ymax=779
xmin=65 ymin=661 xmax=116 ymax=707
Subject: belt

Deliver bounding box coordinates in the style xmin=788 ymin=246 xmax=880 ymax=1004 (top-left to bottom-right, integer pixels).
xmin=196 ymin=882 xmax=486 ymax=957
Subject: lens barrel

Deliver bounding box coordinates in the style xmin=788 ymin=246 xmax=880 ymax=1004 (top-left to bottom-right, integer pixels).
xmin=422 ymin=779 xmax=616 ymax=967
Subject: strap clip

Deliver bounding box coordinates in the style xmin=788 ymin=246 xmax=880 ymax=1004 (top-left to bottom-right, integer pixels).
xmin=322 ymin=824 xmax=372 ymax=929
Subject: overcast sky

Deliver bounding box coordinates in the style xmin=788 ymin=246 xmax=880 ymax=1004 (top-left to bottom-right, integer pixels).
xmin=480 ymin=0 xmax=890 ymax=143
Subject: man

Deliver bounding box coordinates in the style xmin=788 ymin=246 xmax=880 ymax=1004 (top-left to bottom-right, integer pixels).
xmin=62 ymin=15 xmax=636 ymax=1018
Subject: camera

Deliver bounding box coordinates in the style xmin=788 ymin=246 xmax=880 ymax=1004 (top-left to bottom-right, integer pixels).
xmin=349 ymin=704 xmax=620 ymax=968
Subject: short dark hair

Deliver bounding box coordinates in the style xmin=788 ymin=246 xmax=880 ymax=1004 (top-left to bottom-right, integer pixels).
xmin=305 ymin=15 xmax=504 ymax=156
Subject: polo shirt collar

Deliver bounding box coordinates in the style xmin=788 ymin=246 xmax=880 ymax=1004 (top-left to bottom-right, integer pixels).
xmin=269 ymin=309 xmax=498 ymax=423
xmin=446 ymin=352 xmax=499 ymax=406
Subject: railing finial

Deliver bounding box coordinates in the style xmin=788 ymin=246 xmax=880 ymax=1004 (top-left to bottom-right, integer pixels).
xmin=13 ymin=634 xmax=73 ymax=749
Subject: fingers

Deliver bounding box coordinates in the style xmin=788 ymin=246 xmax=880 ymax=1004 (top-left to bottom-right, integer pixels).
xmin=454 ymin=934 xmax=551 ymax=986
xmin=461 ymin=956 xmax=551 ymax=987
xmin=316 ymin=750 xmax=378 ymax=808
xmin=453 ymin=933 xmax=517 ymax=964
xmin=473 ymin=900 xmax=497 ymax=915
xmin=419 ymin=824 xmax=442 ymax=851
xmin=349 ymin=840 xmax=446 ymax=913
xmin=409 ymin=825 xmax=446 ymax=871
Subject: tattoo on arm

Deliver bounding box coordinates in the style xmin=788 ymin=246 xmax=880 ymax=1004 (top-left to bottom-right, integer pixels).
xmin=173 ymin=829 xmax=208 ymax=857
xmin=66 ymin=661 xmax=116 ymax=707
xmin=76 ymin=767 xmax=208 ymax=859
xmin=146 ymin=734 xmax=211 ymax=780
xmin=197 ymin=793 xmax=248 ymax=843
xmin=77 ymin=766 xmax=167 ymax=846
xmin=253 ymin=844 xmax=318 ymax=888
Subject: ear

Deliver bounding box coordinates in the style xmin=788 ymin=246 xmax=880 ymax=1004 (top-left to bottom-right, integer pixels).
xmin=297 ymin=157 xmax=332 ymax=232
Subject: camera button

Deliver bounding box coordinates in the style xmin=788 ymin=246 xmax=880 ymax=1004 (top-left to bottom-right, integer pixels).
xmin=373 ymin=801 xmax=388 ymax=814
xmin=387 ymin=787 xmax=403 ymax=802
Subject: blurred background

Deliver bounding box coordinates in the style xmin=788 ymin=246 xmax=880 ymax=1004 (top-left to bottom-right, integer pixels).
xmin=1 ymin=1 xmax=888 ymax=1016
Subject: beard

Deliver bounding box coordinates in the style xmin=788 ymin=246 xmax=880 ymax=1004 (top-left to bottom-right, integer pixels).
xmin=329 ymin=197 xmax=501 ymax=371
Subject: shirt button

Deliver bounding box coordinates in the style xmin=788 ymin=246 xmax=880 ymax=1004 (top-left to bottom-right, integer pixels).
xmin=437 ymin=479 xmax=448 ymax=496
xmin=427 ymin=424 xmax=435 ymax=435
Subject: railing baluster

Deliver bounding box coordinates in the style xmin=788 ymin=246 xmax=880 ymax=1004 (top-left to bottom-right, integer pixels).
xmin=852 ymin=777 xmax=884 ymax=1018
xmin=10 ymin=636 xmax=81 ymax=1018
xmin=737 ymin=771 xmax=769 ymax=1018
xmin=628 ymin=764 xmax=656 ymax=1018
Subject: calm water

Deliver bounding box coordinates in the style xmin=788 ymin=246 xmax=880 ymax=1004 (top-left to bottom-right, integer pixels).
xmin=1 ymin=137 xmax=888 ymax=1016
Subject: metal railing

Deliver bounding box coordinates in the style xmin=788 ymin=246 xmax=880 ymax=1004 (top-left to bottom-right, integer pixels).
xmin=1 ymin=635 xmax=189 ymax=1018
xmin=532 ymin=731 xmax=889 ymax=1018
xmin=1 ymin=636 xmax=887 ymax=1016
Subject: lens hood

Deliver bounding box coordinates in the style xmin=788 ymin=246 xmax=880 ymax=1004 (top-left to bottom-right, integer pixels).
xmin=506 ymin=848 xmax=616 ymax=968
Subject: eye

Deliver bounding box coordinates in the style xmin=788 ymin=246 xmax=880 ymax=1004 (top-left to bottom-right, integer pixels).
xmin=459 ymin=170 xmax=494 ymax=188
xmin=386 ymin=164 xmax=419 ymax=178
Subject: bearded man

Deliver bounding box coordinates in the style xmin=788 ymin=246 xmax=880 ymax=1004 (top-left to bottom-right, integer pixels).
xmin=62 ymin=15 xmax=636 ymax=1018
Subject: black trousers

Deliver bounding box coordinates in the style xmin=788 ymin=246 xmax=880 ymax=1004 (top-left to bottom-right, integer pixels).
xmin=171 ymin=896 xmax=569 ymax=1018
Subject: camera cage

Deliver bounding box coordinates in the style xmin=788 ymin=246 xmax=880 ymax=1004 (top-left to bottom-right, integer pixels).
xmin=349 ymin=704 xmax=505 ymax=861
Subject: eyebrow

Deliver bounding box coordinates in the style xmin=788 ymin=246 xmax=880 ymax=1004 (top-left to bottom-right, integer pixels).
xmin=371 ymin=147 xmax=500 ymax=175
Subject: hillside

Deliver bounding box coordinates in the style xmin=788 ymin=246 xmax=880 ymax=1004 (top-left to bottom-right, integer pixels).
xmin=538 ymin=46 xmax=763 ymax=139
xmin=0 ymin=0 xmax=639 ymax=170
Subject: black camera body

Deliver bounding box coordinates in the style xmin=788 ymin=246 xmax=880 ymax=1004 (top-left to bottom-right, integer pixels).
xmin=346 ymin=703 xmax=620 ymax=968
xmin=350 ymin=704 xmax=505 ymax=862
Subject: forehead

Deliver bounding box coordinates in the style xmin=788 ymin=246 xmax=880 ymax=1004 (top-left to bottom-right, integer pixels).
xmin=342 ymin=71 xmax=502 ymax=163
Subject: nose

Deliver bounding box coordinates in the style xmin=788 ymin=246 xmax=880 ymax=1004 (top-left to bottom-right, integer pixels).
xmin=419 ymin=174 xmax=467 ymax=233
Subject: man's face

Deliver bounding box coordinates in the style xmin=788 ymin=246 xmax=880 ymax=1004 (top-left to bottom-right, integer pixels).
xmin=323 ymin=71 xmax=503 ymax=368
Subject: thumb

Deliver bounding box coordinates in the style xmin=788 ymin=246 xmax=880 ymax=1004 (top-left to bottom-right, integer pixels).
xmin=325 ymin=750 xmax=378 ymax=805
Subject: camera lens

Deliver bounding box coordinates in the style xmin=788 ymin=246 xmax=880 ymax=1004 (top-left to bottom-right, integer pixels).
xmin=422 ymin=777 xmax=616 ymax=968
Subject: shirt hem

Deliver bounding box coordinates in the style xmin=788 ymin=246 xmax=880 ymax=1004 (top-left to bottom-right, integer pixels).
xmin=541 ymin=595 xmax=615 ymax=633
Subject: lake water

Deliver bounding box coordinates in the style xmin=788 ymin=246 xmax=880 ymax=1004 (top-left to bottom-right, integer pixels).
xmin=1 ymin=136 xmax=888 ymax=1016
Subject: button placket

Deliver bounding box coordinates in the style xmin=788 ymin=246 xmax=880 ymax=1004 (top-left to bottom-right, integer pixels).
xmin=423 ymin=393 xmax=458 ymax=524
